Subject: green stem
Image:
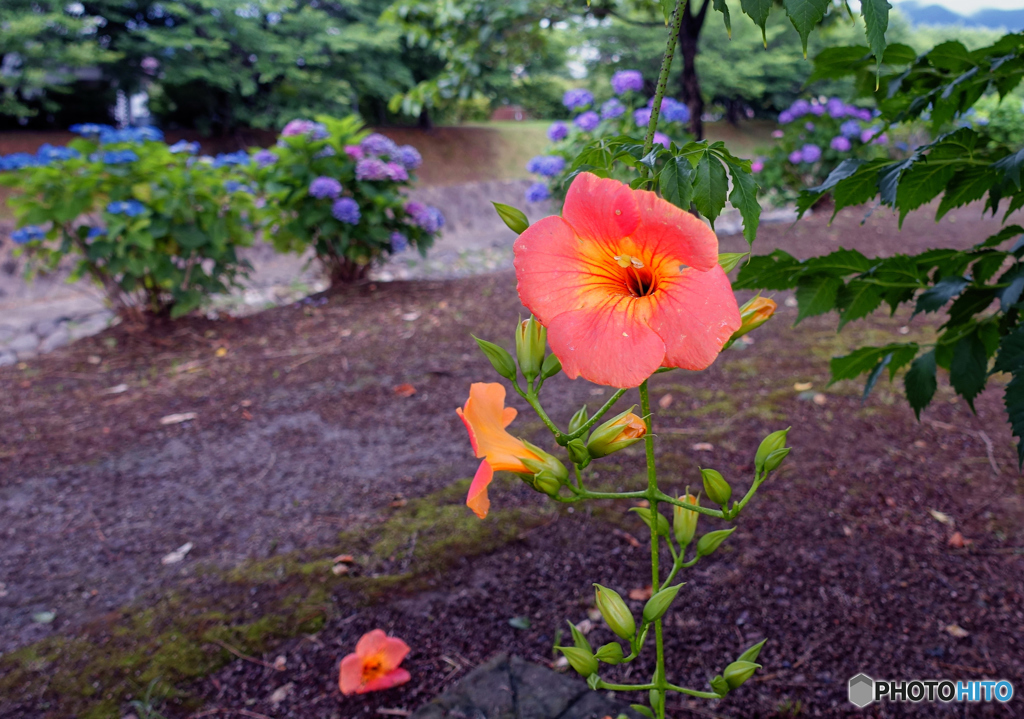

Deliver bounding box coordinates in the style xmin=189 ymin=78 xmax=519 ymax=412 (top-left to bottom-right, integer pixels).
xmin=665 ymin=684 xmax=725 ymax=699
xmin=639 ymin=380 xmax=667 ymax=719
xmin=642 ymin=0 xmax=688 ymax=178
xmin=595 ymin=680 xmax=658 ymax=691
xmin=565 ymin=388 xmax=629 ymax=442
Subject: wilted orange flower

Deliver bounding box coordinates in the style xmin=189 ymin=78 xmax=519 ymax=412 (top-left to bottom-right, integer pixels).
xmin=456 ymin=382 xmax=540 ymax=518
xmin=339 ymin=629 xmax=411 ymax=696
xmin=514 ymin=172 xmax=741 ymax=388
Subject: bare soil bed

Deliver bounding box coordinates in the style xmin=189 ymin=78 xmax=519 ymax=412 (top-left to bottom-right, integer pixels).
xmin=0 ymin=203 xmax=1022 ymax=718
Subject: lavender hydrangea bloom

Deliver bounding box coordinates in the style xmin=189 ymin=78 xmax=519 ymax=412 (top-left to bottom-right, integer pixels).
xmin=778 ymin=110 xmax=794 ymax=124
xmin=601 ymin=98 xmax=626 ymax=120
xmin=860 ymin=129 xmax=876 ymax=144
xmin=873 ymin=134 xmax=889 ymax=146
xmin=659 ymin=97 xmax=690 ymax=124
xmin=281 ymin=119 xmax=324 ymax=138
xmin=611 ymin=70 xmax=644 ymax=95
xmin=789 ymin=99 xmax=811 ymax=117
xmin=169 ymin=140 xmax=200 ymax=154
xmin=396 ymin=145 xmax=422 ymax=170
xmin=810 ymin=104 xmax=825 ymax=116
xmin=360 ymin=133 xmax=399 ymax=158
xmin=406 ymin=202 xmax=445 ymax=233
xmin=574 ymin=111 xmax=600 ymax=132
xmin=332 ymin=197 xmax=361 ymax=224
xmin=384 ymin=162 xmax=409 ymax=181
xmin=788 ymin=150 xmax=803 ymax=164
xmin=391 ymin=232 xmax=409 ymax=253
xmin=107 ymin=200 xmax=146 ymax=217
xmin=526 ymin=155 xmax=566 ymax=177
xmin=830 ymin=136 xmax=852 ymax=152
xmin=102 ymin=149 xmax=138 ymax=164
xmin=525 ymin=182 xmax=550 ymax=203
xmin=224 ymin=180 xmax=254 ymax=194
xmin=253 ymin=149 xmax=277 ymax=167
xmin=344 ymin=145 xmax=364 ymax=160
xmin=653 ymin=132 xmax=670 ymax=149
xmin=750 ymin=159 xmax=764 ymax=173
xmin=563 ymin=88 xmax=594 ymax=110
xmin=840 ymin=120 xmax=862 ymax=138
xmin=800 ymin=144 xmax=822 ymax=163
xmin=826 ymin=98 xmax=847 ymax=118
xmin=356 ymin=158 xmax=390 ymax=181
xmin=11 ymin=225 xmax=46 ymax=244
xmin=309 ymin=176 xmax=342 ymax=199
xmin=547 ymin=122 xmax=569 ymax=142
xmin=634 ymin=107 xmax=652 ymax=128
xmin=805 ymin=122 xmax=815 ymax=131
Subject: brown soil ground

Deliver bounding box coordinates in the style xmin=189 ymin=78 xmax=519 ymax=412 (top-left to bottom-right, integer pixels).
xmin=0 ymin=203 xmax=1022 ymax=718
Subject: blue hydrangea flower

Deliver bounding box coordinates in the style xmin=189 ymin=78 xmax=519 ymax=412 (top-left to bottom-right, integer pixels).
xmin=788 ymin=150 xmax=803 ymax=164
xmin=525 ymin=182 xmax=550 ymax=203
xmin=778 ymin=110 xmax=794 ymax=124
xmin=102 ymin=149 xmax=139 ymax=165
xmin=634 ymin=107 xmax=652 ymax=128
xmin=653 ymin=132 xmax=670 ymax=149
xmin=396 ymin=145 xmax=422 ymax=170
xmin=107 ymin=200 xmax=146 ymax=217
xmin=253 ymin=149 xmax=277 ymax=167
xmin=611 ymin=70 xmax=644 ymax=95
xmin=360 ymin=133 xmax=399 ymax=158
xmin=574 ymin=111 xmax=600 ymax=132
xmin=563 ymin=88 xmax=594 ymax=111
xmin=526 ymin=155 xmax=566 ymax=177
xmin=332 ymin=197 xmax=361 ymax=224
xmin=37 ymin=144 xmax=79 ymax=163
xmin=0 ymin=153 xmax=43 ymax=171
xmin=601 ymin=98 xmax=626 ymax=120
xmin=309 ymin=176 xmax=343 ymax=199
xmin=547 ymin=122 xmax=569 ymax=142
xmin=840 ymin=120 xmax=862 ymax=138
xmin=98 ymin=126 xmax=164 ymax=144
xmin=390 ymin=231 xmax=409 ymax=253
xmin=11 ymin=225 xmax=46 ymax=244
xmin=658 ymin=97 xmax=690 ymax=124
xmin=168 ymin=140 xmax=200 ymax=154
xmin=212 ymin=151 xmax=250 ymax=167
xmin=356 ymin=158 xmax=389 ymax=181
xmin=405 ymin=202 xmax=445 ymax=233
xmin=800 ymin=144 xmax=822 ymax=163
xmin=224 ymin=180 xmax=254 ymax=194
xmin=826 ymin=97 xmax=848 ymax=118
xmin=70 ymin=123 xmax=113 ymax=136
xmin=87 ymin=227 xmax=106 ymax=239
xmin=315 ymin=146 xmax=337 ymax=159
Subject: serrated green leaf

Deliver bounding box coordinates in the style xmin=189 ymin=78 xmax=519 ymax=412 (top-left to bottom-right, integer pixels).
xmin=837 ymin=281 xmax=884 ymax=330
xmin=725 ymin=160 xmax=759 ymax=246
xmin=914 ymin=276 xmax=969 ymax=315
xmin=830 ymin=343 xmax=919 ymax=383
xmin=795 ymin=275 xmax=842 ymax=324
xmin=937 ymin=167 xmax=999 ymax=219
xmin=1003 ymin=371 xmax=1024 ymax=467
xmin=863 ymin=352 xmax=893 ymax=400
xmin=973 ymin=225 xmax=1024 ymax=250
xmin=713 ymin=0 xmax=732 ymax=35
xmin=904 ymin=350 xmax=937 ymax=419
xmin=807 ymin=46 xmax=870 ymax=83
xmin=895 ymin=161 xmax=957 ymax=225
xmin=804 ymin=248 xmax=872 ymax=275
xmin=950 ymin=330 xmax=989 ymax=410
xmin=860 ymin=0 xmax=891 ymax=83
xmin=833 ymin=170 xmax=883 ymax=214
xmin=734 ymin=249 xmax=801 ymax=290
xmin=693 ymin=152 xmax=729 ymax=227
xmin=659 ymin=157 xmax=694 ymax=211
xmin=783 ymin=0 xmax=830 ymax=55
xmin=928 ymin=40 xmax=973 ymax=71
xmin=740 ymin=0 xmax=772 ymax=43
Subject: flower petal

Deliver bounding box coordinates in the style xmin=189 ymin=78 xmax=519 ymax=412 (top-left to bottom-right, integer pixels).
xmin=467 ymin=460 xmax=493 ymax=519
xmin=378 ymin=636 xmax=411 ymax=671
xmin=339 ymin=652 xmax=364 ymax=695
xmin=647 ymin=266 xmax=741 ymax=371
xmin=562 ymin=172 xmax=640 ymax=247
xmin=547 ymin=296 xmax=666 ymax=387
xmin=630 ymin=190 xmax=719 ymax=272
xmin=355 ymin=629 xmax=387 ymax=658
xmin=358 ymin=668 xmax=412 ymax=694
xmin=458 ymin=383 xmax=536 ymax=472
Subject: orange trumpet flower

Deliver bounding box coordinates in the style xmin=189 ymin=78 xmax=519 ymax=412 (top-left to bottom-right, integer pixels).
xmin=513 ymin=172 xmax=741 ymax=388
xmin=339 ymin=629 xmax=411 ymax=696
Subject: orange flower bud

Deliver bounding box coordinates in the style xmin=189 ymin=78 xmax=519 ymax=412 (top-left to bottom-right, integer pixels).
xmin=725 ymin=296 xmax=777 ymax=349
xmin=586 ymin=408 xmax=647 ymax=458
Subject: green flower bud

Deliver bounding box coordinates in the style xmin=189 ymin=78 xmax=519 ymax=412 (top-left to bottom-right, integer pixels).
xmin=594 ymin=584 xmax=636 ymax=640
xmin=492 ymin=202 xmax=530 ymax=234
xmin=557 ymin=645 xmax=598 ymax=677
xmin=701 ymin=468 xmax=731 ymax=507
xmin=532 ymin=470 xmax=561 ymax=497
xmin=568 ymin=405 xmax=589 ymax=435
xmin=516 ymin=316 xmax=547 ymax=380
xmin=586 ymin=407 xmax=646 ymax=458
xmin=696 ymin=527 xmax=736 ymax=557
xmin=540 ymin=353 xmax=562 ymax=380
xmin=642 ymin=583 xmax=683 ymax=624
xmin=724 ymin=660 xmax=761 ymax=689
xmin=567 ymin=619 xmax=592 ymax=653
xmin=737 ymin=638 xmax=767 ymax=664
xmin=566 ymin=438 xmax=590 ymax=467
xmin=673 ymin=493 xmax=699 ymax=547
xmin=595 ymin=642 xmax=624 ymax=664
xmin=519 ymin=439 xmax=568 ymax=483
xmin=629 ymin=507 xmax=670 ymax=537
xmin=764 ymin=447 xmax=790 ymax=473
xmin=755 ymin=428 xmax=790 ymax=473
xmin=472 ymin=335 xmax=516 ymax=380
xmin=648 ymin=689 xmax=664 ymax=716
xmin=710 ymin=674 xmax=730 ymax=696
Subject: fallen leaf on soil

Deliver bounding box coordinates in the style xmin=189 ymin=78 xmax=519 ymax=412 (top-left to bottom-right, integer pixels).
xmin=241 ymin=410 xmax=253 ymax=421
xmin=629 ymin=585 xmax=653 ymax=601
xmin=32 ymin=611 xmax=55 ymax=624
xmin=161 ymin=542 xmax=193 ymax=565
xmin=587 ymin=607 xmax=602 ymax=622
xmin=269 ymin=682 xmax=293 ymax=706
xmin=87 ymin=355 xmax=102 ymax=365
xmin=101 ymin=383 xmax=129 ymax=395
xmin=913 ymin=440 xmax=927 ymax=448
xmin=553 ymin=656 xmax=569 ymax=669
xmin=331 ymin=564 xmax=350 ymax=576
xmin=401 ymin=311 xmax=421 ymax=321
xmin=509 ymin=616 xmax=531 ymax=629
xmin=812 ymin=393 xmax=827 ymax=406
xmin=575 ymin=619 xmax=593 ymax=635
xmin=785 ymin=296 xmax=797 ymax=307
xmin=658 ymin=393 xmax=674 ymax=409
xmin=945 ymin=624 xmax=969 ymax=638
xmin=612 ymin=528 xmax=641 ymax=548
xmin=632 ymin=500 xmax=650 ymax=508
xmin=885 ymin=496 xmax=897 ymax=507
xmin=793 ymin=382 xmax=813 ymax=391
xmin=215 ymin=347 xmax=228 ymax=357
xmin=393 ymin=383 xmax=417 ymax=397
xmin=948 ymin=532 xmax=973 ymax=548
xmin=843 ymin=526 xmax=853 ymax=537
xmin=273 ymin=655 xmax=287 ymax=671
xmin=160 ymin=412 xmax=197 ymax=425
xmin=691 ymin=442 xmax=714 ymax=451
xmin=928 ymin=509 xmax=954 ymax=526
xmin=333 ymin=554 xmax=354 ymax=564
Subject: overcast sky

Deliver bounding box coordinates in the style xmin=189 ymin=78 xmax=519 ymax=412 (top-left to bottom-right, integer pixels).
xmin=893 ymin=0 xmax=1024 ymax=12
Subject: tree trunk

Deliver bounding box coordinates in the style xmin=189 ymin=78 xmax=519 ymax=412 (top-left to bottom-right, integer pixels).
xmin=725 ymin=98 xmax=741 ymax=127
xmin=678 ymin=0 xmax=710 ymax=140
xmin=325 ymin=255 xmax=371 ymax=285
xmin=418 ymin=106 xmax=433 ymax=130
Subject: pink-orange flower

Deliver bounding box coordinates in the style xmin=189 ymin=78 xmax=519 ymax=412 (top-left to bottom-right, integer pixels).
xmin=339 ymin=629 xmax=411 ymax=696
xmin=513 ymin=172 xmax=741 ymax=388
xmin=456 ymin=382 xmax=540 ymax=519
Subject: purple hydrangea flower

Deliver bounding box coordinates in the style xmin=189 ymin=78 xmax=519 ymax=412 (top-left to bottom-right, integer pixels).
xmin=873 ymin=133 xmax=889 ymax=146
xmin=390 ymin=231 xmax=409 ymax=253
xmin=840 ymin=120 xmax=862 ymax=138
xmin=800 ymin=144 xmax=822 ymax=163
xmin=772 ymin=130 xmax=784 ymax=138
xmin=344 ymin=145 xmax=364 ymax=160
xmin=253 ymin=149 xmax=277 ymax=167
xmin=396 ymin=145 xmax=422 ymax=170
xmin=525 ymin=182 xmax=550 ymax=203
xmin=331 ymin=197 xmax=361 ymax=224
xmin=356 ymin=158 xmax=390 ymax=181
xmin=601 ymin=98 xmax=626 ymax=120
xmin=830 ymin=136 xmax=852 ymax=152
xmin=563 ymin=88 xmax=594 ymax=111
xmin=826 ymin=98 xmax=847 ymax=118
xmin=805 ymin=122 xmax=815 ymax=131
xmin=653 ymin=132 xmax=671 ymax=149
xmin=778 ymin=110 xmax=794 ymax=124
xmin=107 ymin=200 xmax=146 ymax=217
xmin=634 ymin=107 xmax=652 ymax=128
xmin=281 ymin=119 xmax=328 ymax=139
xmin=11 ymin=225 xmax=46 ymax=244
xmin=309 ymin=176 xmax=342 ymax=199
xmin=810 ymin=104 xmax=825 ymax=116
xmin=547 ymin=122 xmax=569 ymax=142
xmin=574 ymin=111 xmax=600 ymax=132
xmin=659 ymin=97 xmax=690 ymax=124
xmin=789 ymin=99 xmax=811 ymax=117
xmin=860 ymin=129 xmax=876 ymax=144
xmin=611 ymin=70 xmax=644 ymax=95
xmin=384 ymin=162 xmax=409 ymax=181
xmin=406 ymin=202 xmax=445 ymax=233
xmin=315 ymin=146 xmax=337 ymax=159
xmin=788 ymin=150 xmax=803 ymax=164
xmin=750 ymin=159 xmax=764 ymax=173
xmin=360 ymin=133 xmax=399 ymax=157
xmin=526 ymin=155 xmax=566 ymax=177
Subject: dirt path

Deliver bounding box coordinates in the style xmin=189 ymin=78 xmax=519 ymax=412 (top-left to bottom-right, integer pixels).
xmin=1 ymin=203 xmax=1023 ymax=717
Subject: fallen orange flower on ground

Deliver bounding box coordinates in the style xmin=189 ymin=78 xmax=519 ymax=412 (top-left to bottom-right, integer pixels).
xmin=339 ymin=629 xmax=411 ymax=695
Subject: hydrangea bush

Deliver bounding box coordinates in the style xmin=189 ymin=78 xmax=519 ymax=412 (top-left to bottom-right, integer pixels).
xmin=753 ymin=97 xmax=894 ymax=206
xmin=0 ymin=125 xmax=256 ymax=320
xmin=525 ymin=72 xmax=693 ymax=205
xmin=242 ymin=116 xmax=443 ymax=284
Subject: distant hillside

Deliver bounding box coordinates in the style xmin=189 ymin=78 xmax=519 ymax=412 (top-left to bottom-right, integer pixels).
xmin=896 ymin=2 xmax=1024 ymax=29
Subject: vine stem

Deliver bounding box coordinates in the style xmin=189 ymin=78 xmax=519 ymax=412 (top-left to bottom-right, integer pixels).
xmin=639 ymin=379 xmax=667 ymax=718
xmin=642 ymin=0 xmax=689 ymax=179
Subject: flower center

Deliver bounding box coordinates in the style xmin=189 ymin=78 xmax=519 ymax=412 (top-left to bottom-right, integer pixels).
xmin=614 ymin=254 xmax=657 ymax=298
xmin=362 ymin=658 xmax=386 ymax=682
